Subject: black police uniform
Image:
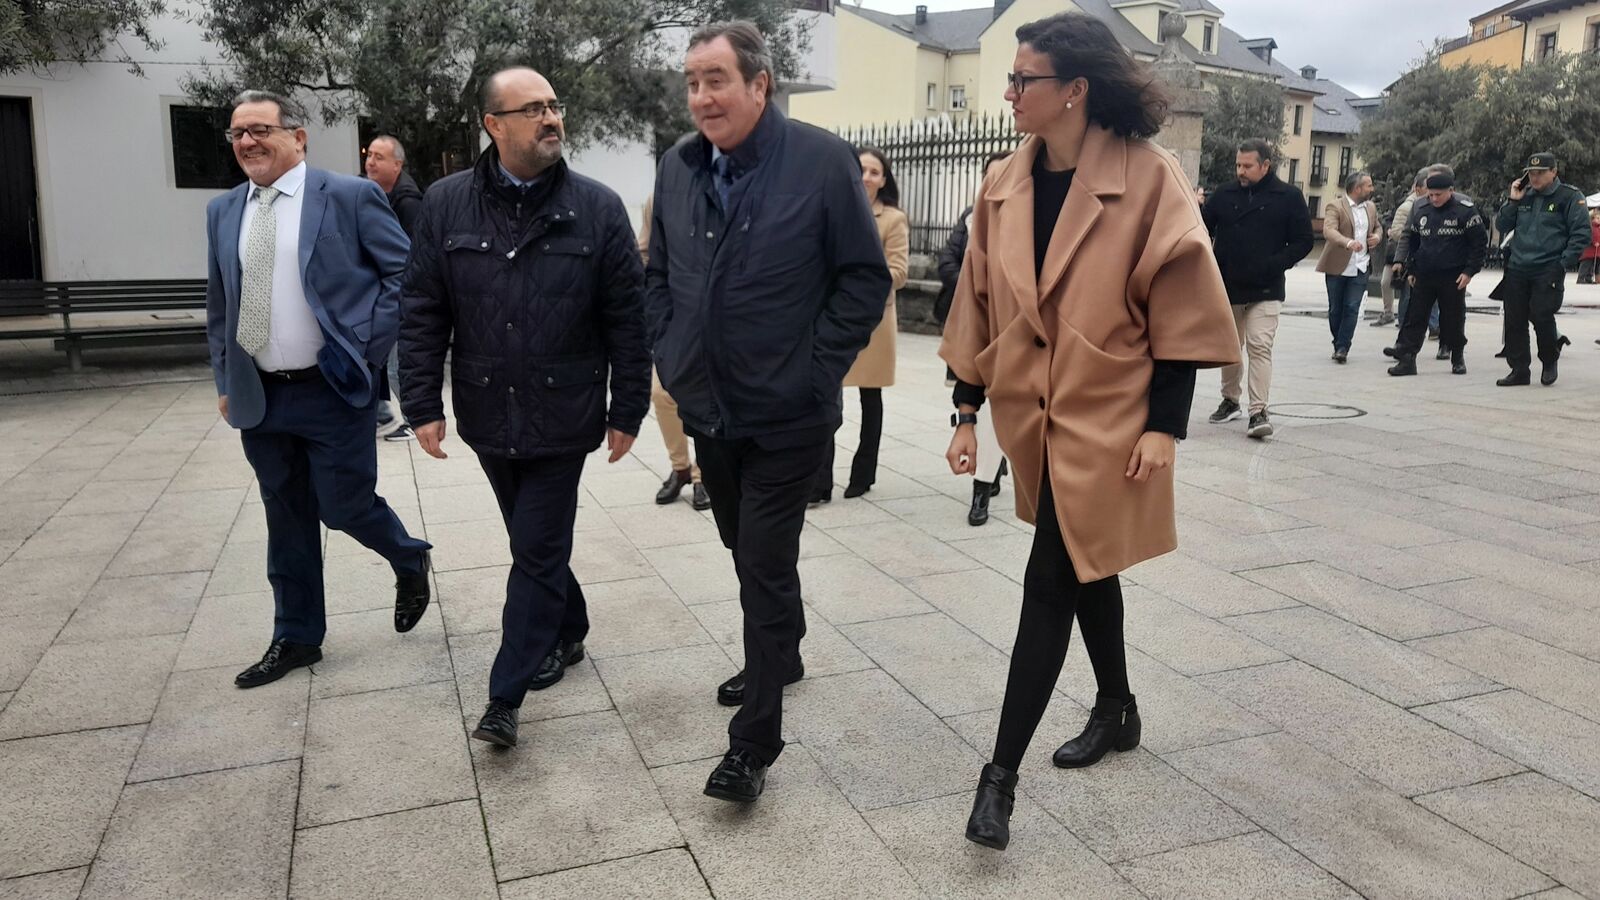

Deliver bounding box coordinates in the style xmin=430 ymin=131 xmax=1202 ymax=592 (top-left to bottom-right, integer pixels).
xmin=1394 ymin=193 xmax=1487 ymax=360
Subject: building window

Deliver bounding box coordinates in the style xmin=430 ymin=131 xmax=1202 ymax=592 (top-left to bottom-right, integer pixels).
xmin=1311 ymin=144 xmax=1325 ymax=178
xmin=1292 ymin=104 xmax=1304 ymax=135
xmin=1339 ymin=146 xmax=1353 ymax=180
xmin=1308 ymin=195 xmax=1322 ymax=216
xmin=949 ymin=85 xmax=966 ymax=109
xmin=1540 ymin=29 xmax=1559 ymax=59
xmin=1203 ymin=22 xmax=1214 ymax=53
xmin=927 ymin=83 xmax=937 ymax=109
xmin=1587 ymin=19 xmax=1600 ymax=52
xmin=1288 ymin=158 xmax=1300 ymax=186
xmin=170 ymin=105 xmax=246 ymax=190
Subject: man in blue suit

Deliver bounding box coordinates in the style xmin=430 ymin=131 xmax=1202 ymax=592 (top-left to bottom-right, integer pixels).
xmin=205 ymin=90 xmax=433 ymax=689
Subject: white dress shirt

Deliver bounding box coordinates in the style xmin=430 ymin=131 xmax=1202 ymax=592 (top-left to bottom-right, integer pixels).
xmin=1343 ymin=195 xmax=1371 ymax=277
xmin=237 ymin=161 xmax=324 ymax=371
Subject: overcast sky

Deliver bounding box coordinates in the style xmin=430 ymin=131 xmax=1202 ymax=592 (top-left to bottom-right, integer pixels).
xmin=858 ymin=0 xmax=1474 ymax=96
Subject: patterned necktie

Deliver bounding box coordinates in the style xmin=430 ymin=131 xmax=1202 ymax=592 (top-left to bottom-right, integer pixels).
xmin=236 ymin=185 xmax=281 ymax=355
xmin=713 ymin=155 xmax=735 ymax=212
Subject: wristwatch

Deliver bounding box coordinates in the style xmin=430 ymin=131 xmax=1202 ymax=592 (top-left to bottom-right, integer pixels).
xmin=951 ymin=412 xmax=978 ymax=428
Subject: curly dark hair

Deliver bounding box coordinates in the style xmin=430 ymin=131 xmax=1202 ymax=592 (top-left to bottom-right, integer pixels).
xmin=856 ymin=146 xmax=900 ymax=208
xmin=1014 ymin=13 xmax=1171 ymax=139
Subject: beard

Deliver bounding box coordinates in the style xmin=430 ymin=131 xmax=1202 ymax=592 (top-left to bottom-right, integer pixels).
xmin=511 ymin=125 xmax=564 ymax=173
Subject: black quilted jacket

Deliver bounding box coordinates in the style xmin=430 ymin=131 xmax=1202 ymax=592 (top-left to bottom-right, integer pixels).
xmin=399 ymin=150 xmax=651 ymax=458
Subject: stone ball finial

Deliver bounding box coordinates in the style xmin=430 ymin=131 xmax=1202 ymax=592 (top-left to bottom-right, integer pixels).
xmin=1159 ymin=11 xmax=1187 ymax=43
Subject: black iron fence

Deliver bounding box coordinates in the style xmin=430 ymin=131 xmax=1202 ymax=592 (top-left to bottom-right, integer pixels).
xmin=838 ymin=114 xmax=1024 ymax=254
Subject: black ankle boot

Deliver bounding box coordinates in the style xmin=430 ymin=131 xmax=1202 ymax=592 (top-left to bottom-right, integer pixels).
xmin=1053 ymin=694 xmax=1140 ymax=768
xmin=964 ymin=763 xmax=1018 ymax=850
xmin=1451 ymin=348 xmax=1466 ymax=375
xmin=968 ymin=480 xmax=993 ymax=526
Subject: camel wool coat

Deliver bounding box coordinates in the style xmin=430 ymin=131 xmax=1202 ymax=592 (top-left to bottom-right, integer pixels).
xmin=939 ymin=128 xmax=1239 ymax=582
xmin=843 ymin=202 xmax=910 ymax=388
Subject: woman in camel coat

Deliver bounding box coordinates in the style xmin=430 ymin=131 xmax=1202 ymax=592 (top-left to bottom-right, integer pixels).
xmin=813 ymin=147 xmax=909 ymax=501
xmin=941 ymin=12 xmax=1239 ymax=852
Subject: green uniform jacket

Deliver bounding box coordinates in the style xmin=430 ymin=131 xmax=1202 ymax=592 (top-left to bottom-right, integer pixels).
xmin=1495 ymin=179 xmax=1590 ymax=273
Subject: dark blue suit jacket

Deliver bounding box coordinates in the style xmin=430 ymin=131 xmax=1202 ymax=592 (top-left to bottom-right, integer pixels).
xmin=205 ymin=165 xmax=410 ymax=430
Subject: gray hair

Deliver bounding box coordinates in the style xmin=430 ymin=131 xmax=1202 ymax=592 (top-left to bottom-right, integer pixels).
xmin=1343 ymin=170 xmax=1370 ymax=192
xmin=1413 ymin=167 xmax=1431 ymax=188
xmin=1426 ymin=162 xmax=1454 ymax=179
xmin=1237 ymin=138 xmax=1274 ymax=163
xmin=689 ymin=21 xmax=775 ymax=99
xmin=231 ymin=90 xmax=307 ymax=129
xmin=371 ymin=134 xmax=406 ymax=163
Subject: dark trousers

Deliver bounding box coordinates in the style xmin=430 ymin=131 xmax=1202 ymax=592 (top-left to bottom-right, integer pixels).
xmin=1396 ymin=273 xmax=1467 ymax=357
xmin=1498 ymin=268 xmax=1566 ymax=371
xmin=240 ymin=373 xmax=431 ymax=646
xmin=1395 ymin=280 xmax=1440 ymax=333
xmin=813 ymin=387 xmax=882 ymax=496
xmin=694 ymin=434 xmax=829 ymax=765
xmin=477 ymin=452 xmax=589 ymax=706
xmin=1324 ymin=272 xmax=1366 ymax=353
xmin=1579 ymin=259 xmax=1596 ymax=284
xmin=991 ymin=466 xmax=1128 ymax=771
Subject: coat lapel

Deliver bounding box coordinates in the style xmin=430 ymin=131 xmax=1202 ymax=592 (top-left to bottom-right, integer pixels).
xmin=985 ymin=147 xmax=1045 ymax=339
xmin=218 ymin=184 xmax=248 ymax=304
xmin=299 ymin=168 xmax=329 ymax=283
xmin=1038 ymin=127 xmax=1123 ymax=305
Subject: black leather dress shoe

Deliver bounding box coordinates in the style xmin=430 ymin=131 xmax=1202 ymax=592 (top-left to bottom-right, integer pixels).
xmin=1053 ymin=694 xmax=1141 ymax=768
xmin=717 ymin=664 xmax=805 ymax=707
xmin=472 ymin=699 xmax=519 ymax=747
xmin=235 ymin=639 xmax=321 ymax=688
xmin=529 ymin=640 xmax=585 ymax=691
xmin=1541 ymin=359 xmax=1559 ymax=385
xmin=691 ymin=482 xmax=711 ymax=510
xmin=1435 ymin=345 xmax=1451 ymax=361
xmin=1498 ymin=370 xmax=1531 ymax=386
xmin=394 ymin=551 xmax=431 ymax=633
xmin=965 ymin=763 xmax=1018 ymax=850
xmin=704 ymin=749 xmax=767 ymax=802
xmin=656 ymin=470 xmax=692 ymax=505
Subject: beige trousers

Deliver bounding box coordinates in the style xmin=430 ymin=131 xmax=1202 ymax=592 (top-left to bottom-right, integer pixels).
xmin=652 ymin=369 xmax=700 ymax=481
xmin=1219 ymin=301 xmax=1280 ymax=414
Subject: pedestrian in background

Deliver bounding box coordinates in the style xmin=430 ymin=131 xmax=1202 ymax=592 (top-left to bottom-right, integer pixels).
xmin=1577 ymin=207 xmax=1600 ymax=284
xmin=937 ymin=152 xmax=1012 ymax=525
xmin=1387 ymin=172 xmax=1486 ymax=377
xmin=365 ymin=134 xmax=423 ymax=442
xmin=814 ymin=146 xmax=908 ymax=502
xmin=1201 ymin=138 xmax=1313 ymax=439
xmin=943 ymin=12 xmax=1239 ymax=852
xmin=1315 ymin=170 xmax=1380 ymax=364
xmin=1492 ymin=152 xmax=1587 ymax=386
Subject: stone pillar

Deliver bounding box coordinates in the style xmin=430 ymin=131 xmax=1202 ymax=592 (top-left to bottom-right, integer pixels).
xmin=1148 ymin=12 xmax=1209 ymax=190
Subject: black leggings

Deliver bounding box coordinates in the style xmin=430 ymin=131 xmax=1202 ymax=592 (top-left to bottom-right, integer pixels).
xmin=992 ymin=467 xmax=1130 ymax=772
xmin=813 ymin=388 xmax=883 ymax=495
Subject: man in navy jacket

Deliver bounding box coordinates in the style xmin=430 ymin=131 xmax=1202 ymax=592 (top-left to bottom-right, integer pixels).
xmin=205 ymin=90 xmax=432 ymax=690
xmin=400 ymin=68 xmax=650 ymax=748
xmin=646 ymin=21 xmax=889 ymax=802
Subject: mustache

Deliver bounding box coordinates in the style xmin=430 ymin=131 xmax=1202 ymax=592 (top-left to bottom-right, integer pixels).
xmin=538 ymin=126 xmax=562 ymax=140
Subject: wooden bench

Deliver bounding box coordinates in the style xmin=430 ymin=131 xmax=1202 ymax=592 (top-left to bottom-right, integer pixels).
xmin=0 ymin=280 xmax=209 ymax=371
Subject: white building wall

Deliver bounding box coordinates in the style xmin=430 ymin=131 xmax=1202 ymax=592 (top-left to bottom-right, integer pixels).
xmin=0 ymin=4 xmax=357 ymax=281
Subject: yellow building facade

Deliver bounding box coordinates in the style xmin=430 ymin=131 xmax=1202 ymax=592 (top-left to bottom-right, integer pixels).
xmin=1516 ymin=0 xmax=1600 ymax=60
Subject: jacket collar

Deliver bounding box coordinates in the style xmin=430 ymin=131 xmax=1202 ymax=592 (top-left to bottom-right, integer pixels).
xmin=679 ymin=103 xmax=788 ymax=175
xmin=472 ymin=145 xmax=572 ymax=217
xmin=982 ymin=126 xmax=1128 ymax=338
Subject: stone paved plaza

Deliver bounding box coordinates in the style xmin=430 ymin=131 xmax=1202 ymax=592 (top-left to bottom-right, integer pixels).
xmin=3 ymin=272 xmax=1600 ymax=899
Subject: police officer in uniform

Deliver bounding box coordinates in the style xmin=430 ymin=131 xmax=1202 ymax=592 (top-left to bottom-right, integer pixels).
xmin=1388 ymin=172 xmax=1486 ymax=376
xmin=1492 ymin=152 xmax=1588 ymax=386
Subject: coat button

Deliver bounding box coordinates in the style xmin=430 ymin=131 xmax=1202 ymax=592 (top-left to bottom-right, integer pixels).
xmin=582 ymin=246 xmax=590 ymax=252
xmin=506 ymin=322 xmax=513 ymax=330
xmin=480 ymin=241 xmax=488 ymax=248
xmin=543 ymin=244 xmax=550 ymax=251
xmin=480 ymin=376 xmax=489 ymax=384
xmin=1034 ymin=336 xmax=1047 ymax=348
xmin=706 ymin=231 xmax=714 ymax=239
xmin=1038 ymin=397 xmax=1046 ymax=409
xmin=545 ymin=376 xmax=555 ymax=386
xmin=509 ymin=448 xmax=517 ymax=455
xmin=506 ymin=250 xmax=516 ymax=259
xmin=508 ymin=386 xmax=515 ymax=394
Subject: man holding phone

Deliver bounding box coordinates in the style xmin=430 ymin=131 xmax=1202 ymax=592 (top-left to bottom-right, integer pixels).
xmin=1493 ymin=152 xmax=1588 ymax=386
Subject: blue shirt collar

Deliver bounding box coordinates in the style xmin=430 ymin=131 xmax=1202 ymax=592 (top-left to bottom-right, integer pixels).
xmin=497 ymin=160 xmax=541 ymax=189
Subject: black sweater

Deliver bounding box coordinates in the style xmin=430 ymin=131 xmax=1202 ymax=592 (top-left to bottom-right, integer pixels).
xmin=954 ymin=154 xmax=1196 ymax=439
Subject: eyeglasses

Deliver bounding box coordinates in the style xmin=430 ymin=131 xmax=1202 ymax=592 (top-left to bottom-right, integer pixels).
xmin=1006 ymin=72 xmax=1066 ymax=95
xmin=486 ymin=101 xmax=567 ymax=120
xmin=223 ymin=124 xmax=296 ymax=143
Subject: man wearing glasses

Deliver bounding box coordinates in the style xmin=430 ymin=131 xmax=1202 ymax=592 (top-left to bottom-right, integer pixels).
xmin=400 ymin=67 xmax=651 ymax=748
xmin=204 ymin=90 xmax=433 ymax=690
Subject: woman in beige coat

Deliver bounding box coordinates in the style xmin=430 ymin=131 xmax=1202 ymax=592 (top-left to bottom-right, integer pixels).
xmin=813 ymin=147 xmax=909 ymax=501
xmin=940 ymin=13 xmax=1239 ymax=851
